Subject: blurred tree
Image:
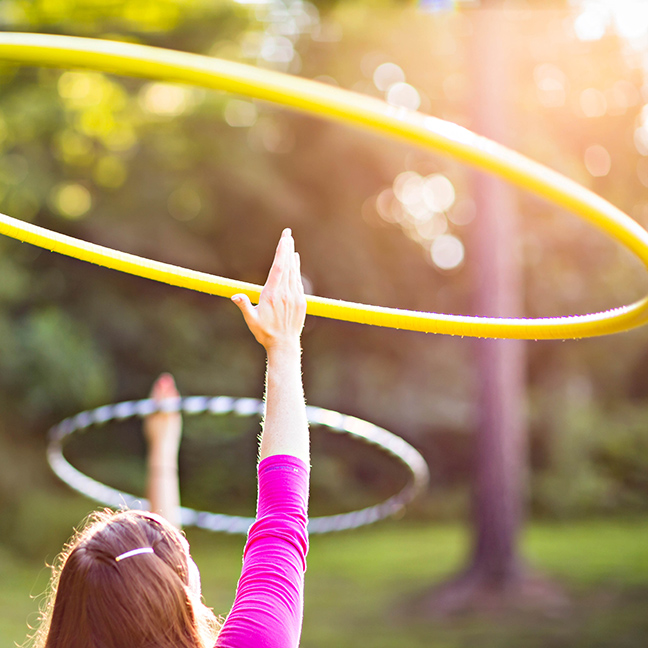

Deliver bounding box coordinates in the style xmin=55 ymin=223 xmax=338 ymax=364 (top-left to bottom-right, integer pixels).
xmin=466 ymin=5 xmax=529 ymax=606
xmin=419 ymin=2 xmax=566 ymax=613
xmin=428 ymin=0 xmax=648 ymax=612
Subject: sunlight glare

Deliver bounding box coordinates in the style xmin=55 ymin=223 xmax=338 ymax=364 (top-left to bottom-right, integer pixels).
xmin=573 ymin=4 xmax=608 ymax=41
xmin=573 ymin=0 xmax=648 ymax=44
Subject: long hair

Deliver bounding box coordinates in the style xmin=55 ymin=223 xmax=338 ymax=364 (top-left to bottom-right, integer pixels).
xmin=28 ymin=509 xmax=220 ymax=648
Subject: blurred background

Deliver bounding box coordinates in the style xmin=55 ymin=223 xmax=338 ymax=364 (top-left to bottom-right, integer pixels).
xmin=1 ymin=0 xmax=648 ymax=646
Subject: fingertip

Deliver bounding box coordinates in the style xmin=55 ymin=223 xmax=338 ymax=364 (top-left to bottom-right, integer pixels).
xmin=151 ymin=372 xmax=178 ymax=399
xmin=282 ymin=227 xmax=292 ymax=237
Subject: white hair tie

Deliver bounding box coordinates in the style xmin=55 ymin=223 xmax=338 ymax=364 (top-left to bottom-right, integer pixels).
xmin=115 ymin=547 xmax=155 ymax=562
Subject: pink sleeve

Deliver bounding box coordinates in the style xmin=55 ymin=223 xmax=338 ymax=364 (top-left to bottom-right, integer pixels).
xmin=215 ymin=455 xmax=309 ymax=648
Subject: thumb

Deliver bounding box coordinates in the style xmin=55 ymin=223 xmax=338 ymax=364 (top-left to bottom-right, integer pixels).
xmin=231 ymin=293 xmax=256 ymax=324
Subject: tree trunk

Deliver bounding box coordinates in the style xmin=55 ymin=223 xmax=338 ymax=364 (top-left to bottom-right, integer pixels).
xmin=469 ymin=2 xmax=527 ymax=587
xmin=416 ymin=5 xmax=567 ymax=615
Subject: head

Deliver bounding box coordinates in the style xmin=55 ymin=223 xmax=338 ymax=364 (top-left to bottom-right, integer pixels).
xmin=29 ymin=509 xmax=220 ymax=648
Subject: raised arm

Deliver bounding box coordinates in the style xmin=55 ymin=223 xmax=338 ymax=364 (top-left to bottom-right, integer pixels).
xmin=144 ymin=373 xmax=182 ymax=528
xmin=218 ymin=229 xmax=310 ymax=648
xmin=232 ymin=228 xmax=309 ymax=466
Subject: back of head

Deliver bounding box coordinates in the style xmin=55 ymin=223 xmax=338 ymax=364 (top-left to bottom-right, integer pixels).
xmin=33 ymin=510 xmax=215 ymax=648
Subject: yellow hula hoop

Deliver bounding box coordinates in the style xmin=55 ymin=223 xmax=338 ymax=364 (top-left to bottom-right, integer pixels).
xmin=1 ymin=33 xmax=648 ymax=340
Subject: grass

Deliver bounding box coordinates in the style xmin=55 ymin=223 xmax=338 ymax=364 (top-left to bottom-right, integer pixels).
xmin=298 ymin=519 xmax=648 ymax=648
xmin=3 ymin=518 xmax=648 ymax=647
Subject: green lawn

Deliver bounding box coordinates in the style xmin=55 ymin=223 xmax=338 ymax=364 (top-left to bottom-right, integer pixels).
xmin=4 ymin=519 xmax=648 ymax=647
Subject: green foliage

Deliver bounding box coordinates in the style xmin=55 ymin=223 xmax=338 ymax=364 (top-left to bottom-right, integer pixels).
xmin=0 ymin=307 xmax=113 ymax=419
xmin=533 ymin=401 xmax=648 ymax=517
xmin=595 ymin=426 xmax=648 ymax=499
xmin=1 ymin=0 xmax=236 ymax=33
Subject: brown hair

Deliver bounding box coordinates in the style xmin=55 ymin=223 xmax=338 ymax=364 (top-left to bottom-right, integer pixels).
xmin=27 ymin=509 xmax=220 ymax=648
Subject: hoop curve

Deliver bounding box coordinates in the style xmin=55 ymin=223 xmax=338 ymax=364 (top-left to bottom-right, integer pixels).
xmin=1 ymin=33 xmax=648 ymax=339
xmin=47 ymin=396 xmax=430 ymax=534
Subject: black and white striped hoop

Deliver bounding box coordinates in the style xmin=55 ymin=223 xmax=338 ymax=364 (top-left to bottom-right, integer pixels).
xmin=47 ymin=396 xmax=429 ymax=534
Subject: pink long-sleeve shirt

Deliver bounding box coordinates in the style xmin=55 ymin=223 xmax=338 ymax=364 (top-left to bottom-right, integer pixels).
xmin=215 ymin=455 xmax=310 ymax=648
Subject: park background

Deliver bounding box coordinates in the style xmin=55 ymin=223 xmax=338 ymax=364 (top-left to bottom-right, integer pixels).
xmin=1 ymin=0 xmax=648 ymax=646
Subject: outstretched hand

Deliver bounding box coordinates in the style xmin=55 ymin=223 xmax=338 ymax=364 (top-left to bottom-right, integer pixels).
xmin=232 ymin=229 xmax=307 ymax=352
xmin=144 ymin=373 xmax=182 ymax=453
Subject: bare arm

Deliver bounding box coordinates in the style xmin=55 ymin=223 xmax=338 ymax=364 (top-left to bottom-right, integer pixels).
xmin=232 ymin=229 xmax=309 ymax=467
xmin=144 ymin=373 xmax=182 ymax=528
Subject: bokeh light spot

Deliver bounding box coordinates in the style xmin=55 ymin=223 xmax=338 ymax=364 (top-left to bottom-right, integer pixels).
xmin=393 ymin=171 xmax=423 ymax=204
xmin=168 ymin=184 xmax=202 ymax=222
xmin=431 ymin=234 xmax=464 ymax=270
xmin=139 ymin=82 xmax=190 ymax=116
xmin=580 ymin=88 xmax=607 ymax=117
xmin=386 ymin=83 xmax=421 ymax=111
xmin=609 ymin=80 xmax=640 ymax=112
xmin=373 ymin=62 xmax=405 ymax=91
xmin=448 ymin=198 xmax=476 ymax=226
xmin=259 ymin=35 xmax=295 ymax=64
xmin=103 ymin=125 xmax=137 ymax=152
xmin=51 ymin=183 xmax=92 ymax=219
xmin=224 ymin=99 xmax=258 ymax=127
xmin=584 ymin=144 xmax=612 ymax=177
xmin=424 ymin=174 xmax=456 ymax=212
xmin=574 ymin=7 xmax=608 ymax=41
xmin=93 ymin=156 xmax=127 ymax=189
xmin=375 ymin=188 xmax=406 ymax=224
xmin=414 ymin=213 xmax=447 ymax=241
xmin=58 ymin=71 xmax=108 ymax=108
xmin=54 ymin=129 xmax=94 ymax=166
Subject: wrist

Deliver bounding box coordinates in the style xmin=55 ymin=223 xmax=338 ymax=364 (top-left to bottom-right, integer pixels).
xmin=265 ymin=340 xmax=302 ymax=361
xmin=148 ymin=463 xmax=178 ymax=472
xmin=148 ymin=444 xmax=180 ymax=465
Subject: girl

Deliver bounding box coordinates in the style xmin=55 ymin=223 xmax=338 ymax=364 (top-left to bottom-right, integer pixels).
xmin=31 ymin=229 xmax=310 ymax=648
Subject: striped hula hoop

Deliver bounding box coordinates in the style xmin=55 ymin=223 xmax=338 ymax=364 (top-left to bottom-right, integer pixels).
xmin=47 ymin=396 xmax=430 ymax=534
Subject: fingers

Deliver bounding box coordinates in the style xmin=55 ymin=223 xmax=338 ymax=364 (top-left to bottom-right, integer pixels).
xmin=290 ymin=251 xmax=303 ymax=296
xmin=264 ymin=228 xmax=292 ymax=293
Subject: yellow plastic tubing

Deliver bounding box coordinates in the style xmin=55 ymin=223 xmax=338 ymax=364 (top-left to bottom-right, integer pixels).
xmin=1 ymin=32 xmax=648 ymax=340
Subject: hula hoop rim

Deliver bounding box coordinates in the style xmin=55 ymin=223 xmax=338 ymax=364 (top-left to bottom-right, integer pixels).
xmin=47 ymin=395 xmax=430 ymax=534
xmin=0 ymin=32 xmax=647 ymax=339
